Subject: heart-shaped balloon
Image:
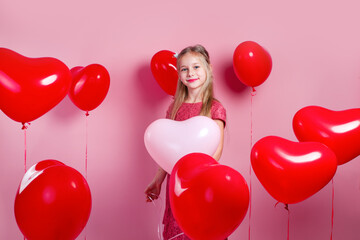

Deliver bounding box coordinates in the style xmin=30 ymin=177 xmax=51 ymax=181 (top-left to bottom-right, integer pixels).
xmin=0 ymin=48 xmax=71 ymax=124
xmin=170 ymin=153 xmax=249 ymax=240
xmin=14 ymin=160 xmax=92 ymax=240
xmin=150 ymin=50 xmax=178 ymax=96
xmin=68 ymin=64 xmax=110 ymax=113
xmin=251 ymin=136 xmax=337 ymax=204
xmin=144 ymin=116 xmax=220 ymax=173
xmin=293 ymin=106 xmax=360 ymax=165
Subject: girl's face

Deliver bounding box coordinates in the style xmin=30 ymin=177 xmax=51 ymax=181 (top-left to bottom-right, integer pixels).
xmin=178 ymin=52 xmax=207 ymax=92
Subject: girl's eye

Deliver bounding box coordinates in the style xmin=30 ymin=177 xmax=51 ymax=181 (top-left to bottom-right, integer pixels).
xmin=181 ymin=68 xmax=188 ymax=72
xmin=194 ymin=65 xmax=200 ymax=69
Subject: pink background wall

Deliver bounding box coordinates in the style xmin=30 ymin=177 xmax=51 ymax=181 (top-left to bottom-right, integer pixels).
xmin=1 ymin=0 xmax=360 ymax=239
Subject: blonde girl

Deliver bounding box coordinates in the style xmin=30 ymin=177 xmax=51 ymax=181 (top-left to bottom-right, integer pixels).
xmin=145 ymin=44 xmax=226 ymax=240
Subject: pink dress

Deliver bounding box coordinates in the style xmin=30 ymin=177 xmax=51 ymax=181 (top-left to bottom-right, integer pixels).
xmin=163 ymin=101 xmax=227 ymax=240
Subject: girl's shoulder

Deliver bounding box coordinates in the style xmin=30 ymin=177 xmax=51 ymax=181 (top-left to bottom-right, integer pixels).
xmin=211 ymin=99 xmax=226 ymax=111
xmin=211 ymin=99 xmax=226 ymax=123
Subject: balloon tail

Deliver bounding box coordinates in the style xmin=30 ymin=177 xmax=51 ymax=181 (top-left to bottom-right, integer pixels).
xmin=251 ymin=87 xmax=257 ymax=96
xmin=21 ymin=122 xmax=30 ymax=130
xmin=85 ymin=111 xmax=89 ymax=117
xmin=330 ymin=179 xmax=334 ymax=240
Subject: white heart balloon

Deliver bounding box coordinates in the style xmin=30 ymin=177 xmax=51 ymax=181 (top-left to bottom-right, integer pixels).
xmin=144 ymin=116 xmax=221 ymax=173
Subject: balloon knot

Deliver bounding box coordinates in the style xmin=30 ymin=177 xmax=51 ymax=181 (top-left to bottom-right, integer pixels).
xmin=274 ymin=202 xmax=289 ymax=211
xmin=251 ymin=87 xmax=257 ymax=96
xmin=85 ymin=111 xmax=89 ymax=117
xmin=21 ymin=122 xmax=30 ymax=130
xmin=284 ymin=203 xmax=289 ymax=211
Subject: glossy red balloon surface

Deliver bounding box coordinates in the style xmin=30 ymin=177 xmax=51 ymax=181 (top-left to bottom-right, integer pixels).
xmin=150 ymin=50 xmax=178 ymax=96
xmin=169 ymin=153 xmax=249 ymax=240
xmin=14 ymin=160 xmax=92 ymax=240
xmin=69 ymin=64 xmax=110 ymax=112
xmin=293 ymin=106 xmax=360 ymax=165
xmin=251 ymin=136 xmax=337 ymax=204
xmin=233 ymin=41 xmax=272 ymax=87
xmin=0 ymin=48 xmax=71 ymax=124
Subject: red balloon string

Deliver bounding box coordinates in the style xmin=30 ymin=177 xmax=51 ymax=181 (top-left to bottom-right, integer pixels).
xmin=23 ymin=124 xmax=28 ymax=240
xmin=249 ymin=89 xmax=256 ymax=240
xmin=84 ymin=114 xmax=89 ymax=240
xmin=23 ymin=127 xmax=27 ymax=173
xmin=330 ymin=179 xmax=334 ymax=240
xmin=85 ymin=114 xmax=88 ymax=179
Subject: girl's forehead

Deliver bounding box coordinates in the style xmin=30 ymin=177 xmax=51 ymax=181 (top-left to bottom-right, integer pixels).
xmin=178 ymin=52 xmax=203 ymax=64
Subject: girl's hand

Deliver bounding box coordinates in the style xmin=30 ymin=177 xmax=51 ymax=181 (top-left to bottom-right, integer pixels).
xmin=144 ymin=168 xmax=167 ymax=202
xmin=144 ymin=181 xmax=161 ymax=202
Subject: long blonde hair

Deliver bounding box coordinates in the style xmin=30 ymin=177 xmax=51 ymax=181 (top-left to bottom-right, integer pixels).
xmin=170 ymin=44 xmax=215 ymax=119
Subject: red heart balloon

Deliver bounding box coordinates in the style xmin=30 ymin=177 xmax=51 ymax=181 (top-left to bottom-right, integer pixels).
xmin=14 ymin=160 xmax=92 ymax=240
xmin=293 ymin=106 xmax=360 ymax=165
xmin=251 ymin=136 xmax=337 ymax=204
xmin=69 ymin=64 xmax=110 ymax=113
xmin=0 ymin=48 xmax=71 ymax=124
xmin=169 ymin=153 xmax=249 ymax=240
xmin=150 ymin=50 xmax=178 ymax=96
xmin=233 ymin=41 xmax=272 ymax=88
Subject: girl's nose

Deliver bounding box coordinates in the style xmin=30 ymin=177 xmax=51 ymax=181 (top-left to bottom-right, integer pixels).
xmin=188 ymin=69 xmax=194 ymax=76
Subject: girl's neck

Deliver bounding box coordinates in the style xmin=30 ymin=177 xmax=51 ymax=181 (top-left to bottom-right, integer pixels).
xmin=185 ymin=89 xmax=203 ymax=103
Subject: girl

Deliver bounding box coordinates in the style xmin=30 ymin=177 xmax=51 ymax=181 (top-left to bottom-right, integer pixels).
xmin=145 ymin=44 xmax=226 ymax=240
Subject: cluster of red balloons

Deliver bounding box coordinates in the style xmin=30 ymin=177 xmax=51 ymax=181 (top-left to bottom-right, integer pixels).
xmin=0 ymin=48 xmax=107 ymax=238
xmin=150 ymin=41 xmax=272 ymax=95
xmin=170 ymin=153 xmax=249 ymax=240
xmin=14 ymin=160 xmax=92 ymax=240
xmin=0 ymin=48 xmax=110 ymax=127
xmin=251 ymin=106 xmax=360 ymax=204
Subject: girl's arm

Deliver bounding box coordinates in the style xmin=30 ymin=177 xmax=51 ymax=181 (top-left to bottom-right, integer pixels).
xmin=144 ymin=167 xmax=167 ymax=202
xmin=212 ymin=119 xmax=225 ymax=161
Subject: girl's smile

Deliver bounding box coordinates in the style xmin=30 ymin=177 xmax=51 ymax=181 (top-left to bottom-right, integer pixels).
xmin=186 ymin=78 xmax=199 ymax=83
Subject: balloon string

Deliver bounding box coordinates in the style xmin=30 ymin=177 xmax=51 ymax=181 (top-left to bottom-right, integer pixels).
xmin=148 ymin=195 xmax=165 ymax=240
xmin=84 ymin=113 xmax=89 ymax=240
xmin=23 ymin=127 xmax=27 ymax=173
xmin=85 ymin=113 xmax=88 ymax=179
xmin=23 ymin=124 xmax=28 ymax=240
xmin=330 ymin=179 xmax=334 ymax=240
xmin=249 ymin=88 xmax=256 ymax=240
xmin=274 ymin=202 xmax=290 ymax=239
xmin=286 ymin=204 xmax=290 ymax=240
